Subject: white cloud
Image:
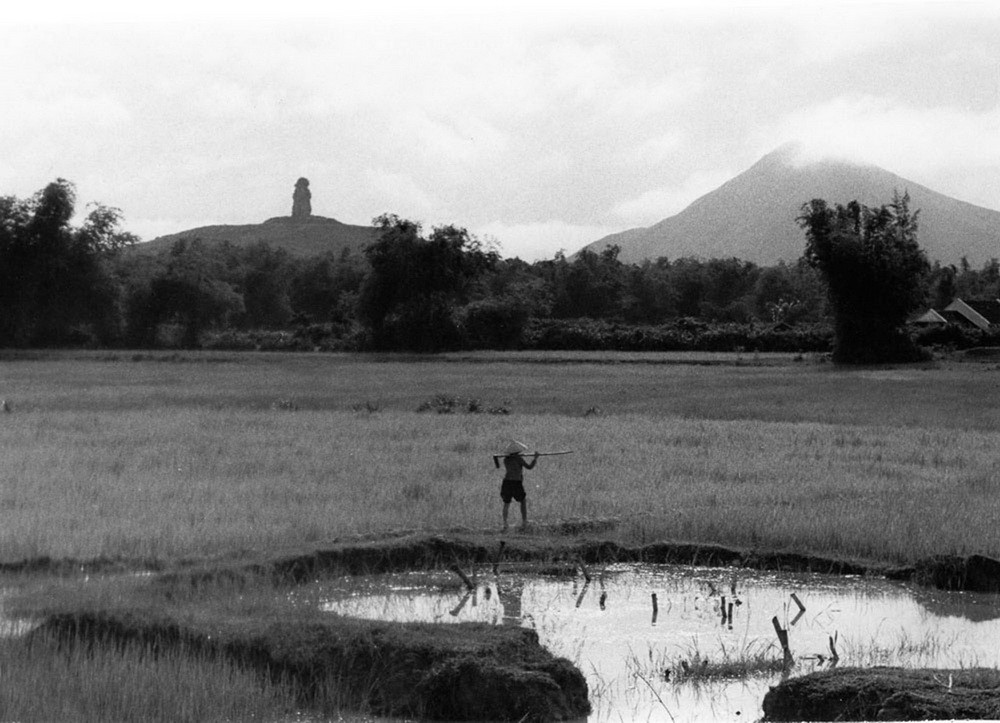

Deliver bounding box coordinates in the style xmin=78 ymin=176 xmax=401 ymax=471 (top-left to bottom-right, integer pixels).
xmin=362 ymin=169 xmax=436 ymax=220
xmin=610 ymin=168 xmax=735 ymax=224
xmin=764 ymin=96 xmax=1000 ymax=206
xmin=632 ymin=130 xmax=684 ymax=163
xmin=476 ymin=220 xmax=624 ymax=261
xmin=393 ymin=111 xmax=510 ymax=168
xmin=609 ymin=69 xmax=704 ymax=117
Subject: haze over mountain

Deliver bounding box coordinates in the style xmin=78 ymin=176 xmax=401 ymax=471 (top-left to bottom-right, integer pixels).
xmin=583 ymin=144 xmax=1000 ymax=267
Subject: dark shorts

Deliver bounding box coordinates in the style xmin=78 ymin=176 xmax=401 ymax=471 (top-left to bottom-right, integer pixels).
xmin=500 ymin=479 xmax=526 ymax=503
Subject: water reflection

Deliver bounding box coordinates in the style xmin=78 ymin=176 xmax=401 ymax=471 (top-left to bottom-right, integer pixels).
xmin=318 ymin=565 xmax=1000 ymax=722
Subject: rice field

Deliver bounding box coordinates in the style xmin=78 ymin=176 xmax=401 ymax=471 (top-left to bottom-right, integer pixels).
xmin=0 ymin=350 xmax=998 ymax=564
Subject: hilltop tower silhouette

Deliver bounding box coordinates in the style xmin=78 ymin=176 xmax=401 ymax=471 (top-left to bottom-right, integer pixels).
xmin=292 ymin=178 xmax=312 ymax=219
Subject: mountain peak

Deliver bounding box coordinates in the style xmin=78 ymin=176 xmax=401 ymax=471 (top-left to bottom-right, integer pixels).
xmin=757 ymin=141 xmax=803 ymax=167
xmin=582 ymin=148 xmax=1000 ymax=266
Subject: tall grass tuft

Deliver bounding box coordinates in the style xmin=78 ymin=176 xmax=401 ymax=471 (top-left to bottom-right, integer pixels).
xmin=0 ymin=634 xmax=301 ymax=722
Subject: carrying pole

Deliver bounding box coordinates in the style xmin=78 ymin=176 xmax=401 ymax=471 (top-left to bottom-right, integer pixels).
xmin=492 ymin=450 xmax=574 ymax=468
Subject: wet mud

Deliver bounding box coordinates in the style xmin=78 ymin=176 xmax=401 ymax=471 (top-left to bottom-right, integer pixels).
xmin=762 ymin=667 xmax=1000 ymax=721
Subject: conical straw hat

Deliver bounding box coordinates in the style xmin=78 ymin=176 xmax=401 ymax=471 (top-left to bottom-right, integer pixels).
xmin=504 ymin=440 xmax=528 ymax=455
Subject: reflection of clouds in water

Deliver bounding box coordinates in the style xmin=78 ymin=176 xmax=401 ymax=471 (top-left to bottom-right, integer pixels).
xmin=322 ymin=582 xmax=507 ymax=626
xmin=0 ymin=591 xmax=39 ymax=638
xmin=0 ymin=618 xmax=37 ymax=637
xmin=317 ymin=565 xmax=1000 ymax=723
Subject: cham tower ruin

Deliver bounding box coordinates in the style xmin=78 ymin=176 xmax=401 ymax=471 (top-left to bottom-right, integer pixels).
xmin=292 ymin=177 xmax=312 ymax=219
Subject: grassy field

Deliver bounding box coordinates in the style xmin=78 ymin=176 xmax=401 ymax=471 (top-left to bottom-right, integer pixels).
xmin=1 ymin=350 xmax=998 ymax=565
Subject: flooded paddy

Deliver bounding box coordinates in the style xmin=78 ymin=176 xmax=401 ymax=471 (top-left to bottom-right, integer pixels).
xmin=309 ymin=564 xmax=1000 ymax=722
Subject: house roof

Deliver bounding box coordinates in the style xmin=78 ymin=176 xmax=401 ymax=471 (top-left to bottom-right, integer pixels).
xmin=963 ymin=298 xmax=1000 ymax=325
xmin=911 ymin=309 xmax=948 ymax=325
xmin=944 ymin=298 xmax=995 ymax=330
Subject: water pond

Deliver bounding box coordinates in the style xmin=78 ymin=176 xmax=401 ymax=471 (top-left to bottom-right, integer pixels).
xmin=309 ymin=563 xmax=1000 ymax=722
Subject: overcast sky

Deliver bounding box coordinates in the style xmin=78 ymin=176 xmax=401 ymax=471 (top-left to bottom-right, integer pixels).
xmin=3 ymin=0 xmax=1000 ymax=260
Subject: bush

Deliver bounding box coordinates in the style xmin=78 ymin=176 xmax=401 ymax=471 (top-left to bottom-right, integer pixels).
xmin=202 ymin=325 xmax=362 ymax=352
xmin=913 ymin=324 xmax=984 ymax=351
xmin=520 ymin=319 xmax=832 ymax=353
xmin=459 ymin=297 xmax=530 ymax=349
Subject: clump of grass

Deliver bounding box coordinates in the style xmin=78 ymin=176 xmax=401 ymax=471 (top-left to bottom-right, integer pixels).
xmin=841 ymin=629 xmax=963 ymax=668
xmin=416 ymin=394 xmax=510 ymax=414
xmin=0 ymin=634 xmax=301 ymax=723
xmin=641 ymin=638 xmax=787 ymax=684
xmin=417 ymin=394 xmax=462 ymax=413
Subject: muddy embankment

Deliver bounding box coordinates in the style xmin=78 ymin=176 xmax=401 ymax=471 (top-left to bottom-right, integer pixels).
xmin=158 ymin=520 xmax=1000 ymax=594
xmin=15 ymin=520 xmax=1000 ymax=722
xmin=33 ymin=609 xmax=589 ymax=722
xmin=763 ymin=667 xmax=1000 ymax=721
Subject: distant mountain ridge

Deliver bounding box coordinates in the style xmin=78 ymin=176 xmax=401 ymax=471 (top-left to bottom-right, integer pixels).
xmin=136 ymin=214 xmax=378 ymax=258
xmin=583 ymin=144 xmax=1000 ymax=266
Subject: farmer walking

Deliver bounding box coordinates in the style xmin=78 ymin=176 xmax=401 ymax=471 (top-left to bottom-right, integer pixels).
xmin=500 ymin=440 xmax=538 ymax=532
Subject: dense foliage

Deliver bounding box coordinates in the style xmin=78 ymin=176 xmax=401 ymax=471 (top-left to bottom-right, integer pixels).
xmin=0 ymin=179 xmax=137 ymax=346
xmin=2 ymin=180 xmax=998 ymax=355
xmin=799 ymin=193 xmax=930 ymax=363
xmin=358 ymin=214 xmax=499 ymax=350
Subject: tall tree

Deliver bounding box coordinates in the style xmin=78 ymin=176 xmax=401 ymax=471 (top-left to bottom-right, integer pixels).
xmin=358 ymin=214 xmax=497 ymax=350
xmin=239 ymin=242 xmax=293 ymax=329
xmin=135 ymin=239 xmax=244 ymax=348
xmin=798 ymin=192 xmax=929 ymax=363
xmin=0 ymin=179 xmax=136 ymax=346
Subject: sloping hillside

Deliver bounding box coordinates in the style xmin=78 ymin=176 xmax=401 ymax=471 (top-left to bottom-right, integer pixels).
xmin=135 ymin=215 xmax=377 ymax=258
xmin=584 ymin=145 xmax=1000 ymax=265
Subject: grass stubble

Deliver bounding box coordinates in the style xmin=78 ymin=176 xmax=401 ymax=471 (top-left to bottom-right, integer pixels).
xmin=1 ymin=350 xmax=999 ymax=719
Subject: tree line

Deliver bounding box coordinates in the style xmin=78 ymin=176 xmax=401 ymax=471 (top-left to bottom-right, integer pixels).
xmin=2 ymin=180 xmax=998 ymax=360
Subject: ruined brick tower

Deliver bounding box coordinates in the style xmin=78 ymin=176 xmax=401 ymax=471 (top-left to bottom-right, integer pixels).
xmin=292 ymin=177 xmax=312 ymax=219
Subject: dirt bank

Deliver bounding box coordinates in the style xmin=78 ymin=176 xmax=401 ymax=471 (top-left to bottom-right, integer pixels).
xmin=151 ymin=523 xmax=979 ymax=593
xmin=11 ymin=521 xmax=1000 ymax=594
xmin=33 ymin=607 xmax=590 ymax=722
xmin=762 ymin=667 xmax=1000 ymax=721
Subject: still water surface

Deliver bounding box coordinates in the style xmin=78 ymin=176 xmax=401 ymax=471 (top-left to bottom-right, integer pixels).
xmin=316 ymin=564 xmax=1000 ymax=722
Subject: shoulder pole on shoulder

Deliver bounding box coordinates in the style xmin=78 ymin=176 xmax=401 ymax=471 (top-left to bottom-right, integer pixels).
xmin=492 ymin=450 xmax=574 ymax=468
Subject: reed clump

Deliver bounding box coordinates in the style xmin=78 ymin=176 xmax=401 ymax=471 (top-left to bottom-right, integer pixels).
xmin=0 ymin=633 xmax=301 ymax=723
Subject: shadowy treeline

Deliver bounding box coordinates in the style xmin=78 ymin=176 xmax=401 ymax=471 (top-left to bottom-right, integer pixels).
xmin=2 ymin=181 xmax=999 ymax=354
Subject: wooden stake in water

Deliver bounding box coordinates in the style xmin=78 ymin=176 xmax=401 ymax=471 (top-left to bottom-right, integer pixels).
xmin=651 ymin=593 xmax=659 ymax=624
xmin=790 ymin=592 xmax=806 ymax=626
xmin=450 ymin=590 xmax=472 ymax=617
xmin=450 ymin=564 xmax=475 ymax=591
xmin=772 ymin=616 xmax=793 ymax=664
xmin=492 ymin=540 xmax=506 ymax=575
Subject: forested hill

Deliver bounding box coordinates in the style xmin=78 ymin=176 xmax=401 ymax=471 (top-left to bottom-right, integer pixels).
xmin=583 ymin=144 xmax=1000 ymax=267
xmin=135 ymin=215 xmax=378 ymax=258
